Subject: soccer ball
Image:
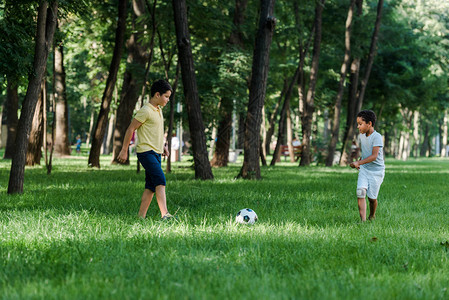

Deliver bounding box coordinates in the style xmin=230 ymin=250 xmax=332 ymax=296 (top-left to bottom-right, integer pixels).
xmin=235 ymin=208 xmax=258 ymax=225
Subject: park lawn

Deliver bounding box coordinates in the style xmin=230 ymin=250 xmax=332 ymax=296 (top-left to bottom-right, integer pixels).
xmin=0 ymin=155 xmax=448 ymax=299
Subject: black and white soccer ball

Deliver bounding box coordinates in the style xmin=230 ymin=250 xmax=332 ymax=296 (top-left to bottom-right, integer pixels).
xmin=235 ymin=208 xmax=258 ymax=225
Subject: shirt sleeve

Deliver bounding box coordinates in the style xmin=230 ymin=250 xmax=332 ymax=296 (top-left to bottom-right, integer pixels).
xmin=373 ymin=133 xmax=383 ymax=147
xmin=134 ymin=106 xmax=149 ymax=123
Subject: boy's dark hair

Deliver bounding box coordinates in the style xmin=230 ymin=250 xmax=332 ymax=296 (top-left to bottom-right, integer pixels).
xmin=357 ymin=110 xmax=376 ymax=127
xmin=150 ymin=80 xmax=172 ymax=97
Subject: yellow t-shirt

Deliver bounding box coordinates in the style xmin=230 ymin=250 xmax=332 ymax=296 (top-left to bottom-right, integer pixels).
xmin=134 ymin=103 xmax=164 ymax=154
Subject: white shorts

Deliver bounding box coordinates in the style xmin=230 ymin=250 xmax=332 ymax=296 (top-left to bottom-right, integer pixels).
xmin=357 ymin=168 xmax=385 ymax=199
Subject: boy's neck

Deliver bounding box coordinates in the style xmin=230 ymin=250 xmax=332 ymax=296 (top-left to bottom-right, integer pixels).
xmin=366 ymin=127 xmax=375 ymax=137
xmin=149 ymin=97 xmax=159 ymax=108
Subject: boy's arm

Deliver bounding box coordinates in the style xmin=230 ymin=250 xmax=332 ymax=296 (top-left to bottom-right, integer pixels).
xmin=117 ymin=119 xmax=142 ymax=163
xmin=350 ymin=146 xmax=380 ymax=169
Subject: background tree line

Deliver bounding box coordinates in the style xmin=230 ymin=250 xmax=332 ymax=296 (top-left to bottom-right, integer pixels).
xmin=1 ymin=0 xmax=448 ymax=193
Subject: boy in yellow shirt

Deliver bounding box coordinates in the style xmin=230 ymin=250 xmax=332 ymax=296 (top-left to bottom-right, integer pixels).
xmin=117 ymin=80 xmax=173 ymax=220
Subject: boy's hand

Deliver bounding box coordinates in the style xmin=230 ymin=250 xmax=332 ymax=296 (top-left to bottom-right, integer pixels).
xmin=350 ymin=161 xmax=360 ymax=170
xmin=117 ymin=149 xmax=128 ymax=163
xmin=163 ymin=145 xmax=170 ymax=157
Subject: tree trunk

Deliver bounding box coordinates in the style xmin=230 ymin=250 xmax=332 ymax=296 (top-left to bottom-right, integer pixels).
xmin=441 ymin=110 xmax=448 ymax=157
xmin=26 ymin=86 xmax=44 ymax=166
xmin=339 ymin=58 xmax=360 ymax=165
xmin=238 ymin=0 xmax=276 ymax=179
xmin=173 ymin=0 xmax=213 ymax=180
xmin=286 ymin=106 xmax=295 ymax=162
xmin=4 ymin=78 xmax=19 ymax=159
xmin=340 ymin=0 xmax=384 ymax=164
xmin=166 ymin=63 xmax=180 ymax=173
xmin=88 ymin=0 xmax=127 ymax=168
xmin=212 ymin=0 xmax=248 ymax=167
xmin=112 ymin=0 xmax=154 ymax=164
xmin=325 ymin=0 xmax=356 ymax=166
xmin=8 ymin=1 xmax=58 ymax=194
xmin=271 ymin=67 xmax=299 ymax=166
xmin=412 ymin=110 xmax=419 ymax=157
xmin=299 ymin=0 xmax=325 ymax=167
xmin=265 ymin=79 xmax=287 ymax=155
xmin=211 ymin=98 xmax=233 ymax=167
xmin=54 ymin=43 xmax=71 ymax=156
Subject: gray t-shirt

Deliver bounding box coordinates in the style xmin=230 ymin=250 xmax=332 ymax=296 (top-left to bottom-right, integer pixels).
xmin=358 ymin=131 xmax=385 ymax=173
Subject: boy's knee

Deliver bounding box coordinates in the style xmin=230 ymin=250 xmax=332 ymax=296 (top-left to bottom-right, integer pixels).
xmin=356 ymin=188 xmax=366 ymax=198
xmin=368 ymin=198 xmax=377 ymax=203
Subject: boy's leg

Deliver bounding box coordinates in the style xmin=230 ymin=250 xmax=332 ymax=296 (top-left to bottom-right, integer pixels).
xmin=138 ymin=188 xmax=154 ymax=218
xmin=155 ymin=185 xmax=169 ymax=218
xmin=368 ymin=198 xmax=377 ymax=220
xmin=357 ymin=198 xmax=366 ymax=222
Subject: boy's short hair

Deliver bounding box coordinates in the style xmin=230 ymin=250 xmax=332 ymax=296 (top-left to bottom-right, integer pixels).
xmin=150 ymin=80 xmax=172 ymax=97
xmin=357 ymin=110 xmax=376 ymax=127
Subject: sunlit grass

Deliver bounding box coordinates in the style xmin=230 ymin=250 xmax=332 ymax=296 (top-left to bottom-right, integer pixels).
xmin=1 ymin=155 xmax=449 ymax=299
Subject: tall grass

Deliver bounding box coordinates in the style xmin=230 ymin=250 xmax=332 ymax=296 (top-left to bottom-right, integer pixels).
xmin=1 ymin=156 xmax=448 ymax=299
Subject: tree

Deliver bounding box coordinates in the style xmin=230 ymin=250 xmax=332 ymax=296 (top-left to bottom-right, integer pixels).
xmin=325 ymin=0 xmax=356 ymax=166
xmin=299 ymin=0 xmax=325 ymax=166
xmin=172 ymin=0 xmax=213 ymax=180
xmin=53 ymin=38 xmax=71 ymax=155
xmin=8 ymin=1 xmax=58 ymax=194
xmin=340 ymin=0 xmax=384 ymax=165
xmin=112 ymin=0 xmax=156 ymax=165
xmin=88 ymin=0 xmax=127 ymax=168
xmin=210 ymin=0 xmax=249 ymax=167
xmin=238 ymin=0 xmax=276 ymax=179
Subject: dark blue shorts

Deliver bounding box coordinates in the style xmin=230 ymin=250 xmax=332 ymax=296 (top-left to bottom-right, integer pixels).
xmin=137 ymin=150 xmax=166 ymax=192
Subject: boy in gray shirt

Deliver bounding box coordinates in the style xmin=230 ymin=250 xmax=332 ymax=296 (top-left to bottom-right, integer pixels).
xmin=350 ymin=110 xmax=385 ymax=222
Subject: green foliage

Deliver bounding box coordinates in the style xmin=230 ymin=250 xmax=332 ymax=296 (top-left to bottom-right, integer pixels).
xmin=1 ymin=157 xmax=449 ymax=298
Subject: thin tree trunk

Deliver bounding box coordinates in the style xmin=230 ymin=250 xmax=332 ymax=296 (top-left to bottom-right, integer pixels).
xmin=173 ymin=0 xmax=213 ymax=180
xmin=265 ymin=79 xmax=287 ymax=155
xmin=8 ymin=1 xmax=58 ymax=194
xmin=286 ymin=105 xmax=294 ymax=162
xmin=325 ymin=0 xmax=356 ymax=166
xmin=441 ymin=110 xmax=448 ymax=157
xmin=339 ymin=58 xmax=360 ymax=165
xmin=4 ymin=78 xmax=19 ymax=159
xmin=88 ymin=0 xmax=127 ymax=168
xmin=166 ymin=63 xmax=180 ymax=173
xmin=112 ymin=0 xmax=156 ymax=164
xmin=238 ymin=0 xmax=276 ymax=179
xmin=341 ymin=0 xmax=384 ymax=164
xmin=412 ymin=110 xmax=419 ymax=157
xmin=299 ymin=0 xmax=325 ymax=167
xmin=271 ymin=67 xmax=299 ymax=166
xmin=54 ymin=42 xmax=71 ymax=156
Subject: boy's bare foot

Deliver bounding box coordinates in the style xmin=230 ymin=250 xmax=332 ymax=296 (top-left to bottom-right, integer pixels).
xmin=368 ymin=215 xmax=376 ymax=221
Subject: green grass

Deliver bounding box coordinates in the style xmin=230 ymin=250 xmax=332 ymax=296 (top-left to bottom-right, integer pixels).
xmin=1 ymin=155 xmax=449 ymax=299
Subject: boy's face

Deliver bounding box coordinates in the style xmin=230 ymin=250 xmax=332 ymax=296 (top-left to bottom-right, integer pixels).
xmin=155 ymin=90 xmax=171 ymax=107
xmin=356 ymin=117 xmax=372 ymax=134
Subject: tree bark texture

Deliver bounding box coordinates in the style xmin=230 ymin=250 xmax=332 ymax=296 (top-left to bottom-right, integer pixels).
xmin=299 ymin=0 xmax=324 ymax=167
xmin=88 ymin=0 xmax=127 ymax=168
xmin=8 ymin=1 xmax=58 ymax=194
xmin=54 ymin=43 xmax=71 ymax=156
xmin=238 ymin=0 xmax=276 ymax=179
xmin=112 ymin=0 xmax=152 ymax=164
xmin=4 ymin=78 xmax=19 ymax=159
xmin=325 ymin=0 xmax=356 ymax=166
xmin=173 ymin=0 xmax=213 ymax=180
xmin=26 ymin=89 xmax=44 ymax=166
